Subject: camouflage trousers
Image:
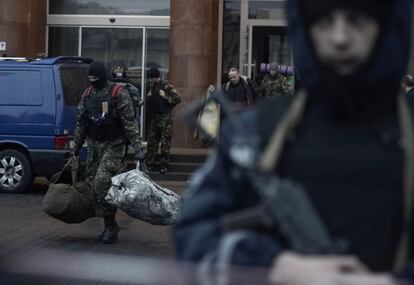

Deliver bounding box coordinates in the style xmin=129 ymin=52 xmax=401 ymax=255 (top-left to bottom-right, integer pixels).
xmin=146 ymin=113 xmax=173 ymax=168
xmin=85 ymin=139 xmax=127 ymax=217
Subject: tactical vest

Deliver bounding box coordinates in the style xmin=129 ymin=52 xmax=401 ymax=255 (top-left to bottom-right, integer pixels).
xmin=82 ymin=84 xmax=124 ymax=141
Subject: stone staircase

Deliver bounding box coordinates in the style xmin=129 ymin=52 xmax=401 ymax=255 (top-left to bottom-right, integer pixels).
xmin=127 ymin=148 xmax=209 ymax=183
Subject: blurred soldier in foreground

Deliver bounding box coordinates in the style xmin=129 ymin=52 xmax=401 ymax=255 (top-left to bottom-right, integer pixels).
xmin=146 ymin=67 xmax=181 ymax=174
xmin=174 ymin=0 xmax=414 ymax=284
xmin=72 ymin=61 xmax=144 ymax=244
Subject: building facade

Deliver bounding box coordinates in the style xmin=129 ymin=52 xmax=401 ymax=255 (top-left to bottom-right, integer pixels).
xmin=1 ymin=0 xmax=414 ymax=148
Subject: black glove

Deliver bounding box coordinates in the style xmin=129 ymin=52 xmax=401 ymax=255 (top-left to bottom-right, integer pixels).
xmin=70 ymin=148 xmax=80 ymax=157
xmin=139 ymin=161 xmax=150 ymax=175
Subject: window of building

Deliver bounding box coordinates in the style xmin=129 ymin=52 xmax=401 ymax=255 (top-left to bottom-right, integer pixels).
xmin=49 ymin=0 xmax=170 ymax=16
xmin=146 ymin=29 xmax=170 ymax=80
xmin=248 ymin=1 xmax=286 ymax=20
xmin=222 ymin=0 xmax=241 ymax=80
xmin=48 ymin=27 xmax=79 ymax=57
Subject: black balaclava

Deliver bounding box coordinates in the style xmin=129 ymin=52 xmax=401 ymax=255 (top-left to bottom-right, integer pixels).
xmin=297 ymin=0 xmax=397 ymax=121
xmin=147 ymin=67 xmax=161 ymax=79
xmin=89 ymin=61 xmax=108 ymax=90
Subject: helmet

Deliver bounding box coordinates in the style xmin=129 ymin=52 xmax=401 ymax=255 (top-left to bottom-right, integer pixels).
xmin=112 ymin=66 xmax=127 ymax=82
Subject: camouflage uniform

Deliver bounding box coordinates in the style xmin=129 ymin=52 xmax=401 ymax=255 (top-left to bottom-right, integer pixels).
xmin=260 ymin=73 xmax=294 ymax=98
xmin=146 ymin=80 xmax=181 ymax=169
xmin=73 ymin=82 xmax=141 ymax=217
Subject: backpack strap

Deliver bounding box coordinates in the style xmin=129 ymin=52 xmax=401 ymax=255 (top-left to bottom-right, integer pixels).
xmin=82 ymin=86 xmax=93 ymax=98
xmin=111 ymin=83 xmax=123 ymax=98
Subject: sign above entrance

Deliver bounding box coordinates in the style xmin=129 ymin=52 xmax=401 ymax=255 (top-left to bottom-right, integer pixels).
xmin=0 ymin=42 xmax=6 ymax=51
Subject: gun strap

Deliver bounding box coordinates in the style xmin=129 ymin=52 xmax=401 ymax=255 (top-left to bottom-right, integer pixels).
xmin=258 ymin=90 xmax=307 ymax=172
xmin=394 ymin=95 xmax=414 ymax=271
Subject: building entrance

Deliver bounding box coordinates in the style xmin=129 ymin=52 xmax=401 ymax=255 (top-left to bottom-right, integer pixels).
xmin=48 ymin=26 xmax=169 ymax=140
xmin=245 ymin=25 xmax=291 ymax=85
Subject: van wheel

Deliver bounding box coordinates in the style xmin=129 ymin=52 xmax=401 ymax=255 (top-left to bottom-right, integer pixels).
xmin=0 ymin=149 xmax=33 ymax=193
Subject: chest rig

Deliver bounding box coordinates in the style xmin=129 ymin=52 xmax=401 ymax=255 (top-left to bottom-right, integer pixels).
xmin=82 ymin=84 xmax=124 ymax=141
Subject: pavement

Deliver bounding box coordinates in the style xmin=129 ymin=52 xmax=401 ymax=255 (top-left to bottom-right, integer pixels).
xmin=0 ymin=178 xmax=190 ymax=285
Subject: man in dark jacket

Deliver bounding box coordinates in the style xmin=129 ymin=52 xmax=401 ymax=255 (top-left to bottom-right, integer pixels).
xmin=146 ymin=67 xmax=181 ymax=174
xmin=174 ymin=0 xmax=414 ymax=284
xmin=222 ymin=67 xmax=260 ymax=111
xmin=72 ymin=61 xmax=144 ymax=244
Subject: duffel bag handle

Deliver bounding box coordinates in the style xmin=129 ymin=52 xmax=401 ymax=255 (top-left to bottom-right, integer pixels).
xmin=71 ymin=157 xmax=79 ymax=187
xmin=49 ymin=156 xmax=77 ymax=185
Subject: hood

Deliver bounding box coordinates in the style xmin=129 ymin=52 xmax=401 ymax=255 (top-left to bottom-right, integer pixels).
xmin=287 ymin=0 xmax=412 ymax=102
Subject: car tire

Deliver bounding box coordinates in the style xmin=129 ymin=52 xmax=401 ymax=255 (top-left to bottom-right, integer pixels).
xmin=0 ymin=149 xmax=33 ymax=193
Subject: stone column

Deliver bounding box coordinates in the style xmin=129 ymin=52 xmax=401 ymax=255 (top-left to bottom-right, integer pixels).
xmin=0 ymin=0 xmax=47 ymax=58
xmin=169 ymin=0 xmax=219 ymax=148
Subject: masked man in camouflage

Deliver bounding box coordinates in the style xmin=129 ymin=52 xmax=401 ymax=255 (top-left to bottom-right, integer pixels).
xmin=146 ymin=67 xmax=181 ymax=174
xmin=260 ymin=67 xmax=294 ymax=98
xmin=71 ymin=61 xmax=144 ymax=244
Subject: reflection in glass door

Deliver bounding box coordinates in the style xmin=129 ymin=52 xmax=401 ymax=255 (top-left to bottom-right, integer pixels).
xmin=81 ymin=27 xmax=170 ymax=140
xmin=247 ymin=25 xmax=291 ymax=86
xmin=81 ymin=28 xmax=144 ymax=89
xmin=81 ymin=27 xmax=144 ymax=136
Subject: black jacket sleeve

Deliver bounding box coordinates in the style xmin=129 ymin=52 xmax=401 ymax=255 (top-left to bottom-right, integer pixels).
xmin=173 ymin=116 xmax=283 ymax=268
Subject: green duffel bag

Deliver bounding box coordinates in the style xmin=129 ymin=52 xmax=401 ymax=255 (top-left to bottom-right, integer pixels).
xmin=43 ymin=157 xmax=95 ymax=224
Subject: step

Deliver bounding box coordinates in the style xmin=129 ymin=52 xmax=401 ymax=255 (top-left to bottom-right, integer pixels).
xmin=148 ymin=171 xmax=192 ymax=182
xmin=127 ymin=161 xmax=203 ymax=173
xmin=126 ymin=153 xmax=208 ymax=164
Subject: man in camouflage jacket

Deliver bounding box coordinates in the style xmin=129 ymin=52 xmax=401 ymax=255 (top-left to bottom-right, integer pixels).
xmin=146 ymin=67 xmax=181 ymax=174
xmin=260 ymin=69 xmax=294 ymax=98
xmin=72 ymin=61 xmax=143 ymax=244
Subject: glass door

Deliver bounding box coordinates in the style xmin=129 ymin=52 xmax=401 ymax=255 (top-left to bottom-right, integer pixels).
xmin=246 ymin=24 xmax=292 ymax=85
xmin=80 ymin=27 xmax=170 ymax=140
xmin=81 ymin=27 xmax=145 ymax=136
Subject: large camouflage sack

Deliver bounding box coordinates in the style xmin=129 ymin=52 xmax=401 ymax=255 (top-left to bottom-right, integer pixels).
xmin=43 ymin=157 xmax=95 ymax=224
xmin=106 ymin=169 xmax=182 ymax=225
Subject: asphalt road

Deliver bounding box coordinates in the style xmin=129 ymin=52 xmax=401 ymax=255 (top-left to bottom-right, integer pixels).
xmin=0 ymin=178 xmax=189 ymax=285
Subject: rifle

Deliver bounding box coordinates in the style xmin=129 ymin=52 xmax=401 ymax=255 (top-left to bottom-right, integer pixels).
xmin=183 ymin=90 xmax=347 ymax=255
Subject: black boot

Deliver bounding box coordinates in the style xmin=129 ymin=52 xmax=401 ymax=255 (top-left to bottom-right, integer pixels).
xmin=98 ymin=215 xmax=119 ymax=244
xmin=95 ymin=229 xmax=105 ymax=242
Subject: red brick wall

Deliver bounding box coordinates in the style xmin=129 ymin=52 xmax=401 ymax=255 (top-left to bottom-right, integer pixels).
xmin=0 ymin=0 xmax=47 ymax=58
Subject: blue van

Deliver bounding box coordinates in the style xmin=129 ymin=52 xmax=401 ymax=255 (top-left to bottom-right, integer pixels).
xmin=0 ymin=57 xmax=91 ymax=193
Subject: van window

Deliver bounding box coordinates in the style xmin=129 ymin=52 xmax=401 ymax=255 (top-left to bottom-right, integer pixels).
xmin=60 ymin=66 xmax=90 ymax=106
xmin=0 ymin=70 xmax=43 ymax=106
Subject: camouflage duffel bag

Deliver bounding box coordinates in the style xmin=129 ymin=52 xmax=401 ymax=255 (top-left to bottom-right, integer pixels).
xmin=43 ymin=157 xmax=95 ymax=224
xmin=106 ymin=167 xmax=182 ymax=225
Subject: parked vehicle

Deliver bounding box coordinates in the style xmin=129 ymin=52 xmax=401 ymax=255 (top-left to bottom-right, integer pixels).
xmin=0 ymin=56 xmax=91 ymax=193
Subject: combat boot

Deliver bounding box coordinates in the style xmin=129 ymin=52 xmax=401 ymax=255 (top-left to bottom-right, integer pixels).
xmin=98 ymin=215 xmax=120 ymax=244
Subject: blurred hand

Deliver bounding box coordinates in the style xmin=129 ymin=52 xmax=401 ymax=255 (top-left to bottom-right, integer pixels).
xmin=70 ymin=149 xmax=79 ymax=158
xmin=159 ymin=90 xmax=166 ymax=97
xmin=208 ymin=85 xmax=215 ymax=93
xmin=147 ymin=90 xmax=152 ymax=97
xmin=268 ymin=252 xmax=368 ymax=285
